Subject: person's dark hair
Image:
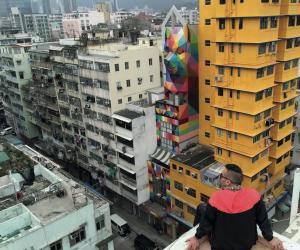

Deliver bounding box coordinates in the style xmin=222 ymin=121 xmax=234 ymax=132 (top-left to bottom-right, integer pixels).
xmin=225 ymin=164 xmax=243 ymax=185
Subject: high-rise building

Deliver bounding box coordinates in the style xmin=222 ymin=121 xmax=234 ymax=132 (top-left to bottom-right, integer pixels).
xmin=198 ymin=1 xmax=298 ymax=195
xmin=0 ymin=44 xmax=41 ymax=139
xmin=24 ymin=14 xmax=52 ymax=41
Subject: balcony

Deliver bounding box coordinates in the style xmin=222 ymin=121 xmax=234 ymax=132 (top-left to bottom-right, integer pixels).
xmin=121 ymin=185 xmax=138 ymax=203
xmin=78 ymin=68 xmax=109 ymax=82
xmin=31 ymin=60 xmax=52 ymax=70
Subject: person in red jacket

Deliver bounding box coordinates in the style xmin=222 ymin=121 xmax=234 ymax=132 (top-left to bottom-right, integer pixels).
xmin=185 ymin=164 xmax=284 ymax=250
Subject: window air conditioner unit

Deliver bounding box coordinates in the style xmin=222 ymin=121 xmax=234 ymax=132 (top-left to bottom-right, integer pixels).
xmin=184 ymin=186 xmax=189 ymax=191
xmin=191 ymin=173 xmax=196 ymax=177
xmin=215 ymin=75 xmax=223 ymax=82
xmin=178 ymin=169 xmax=183 ymax=174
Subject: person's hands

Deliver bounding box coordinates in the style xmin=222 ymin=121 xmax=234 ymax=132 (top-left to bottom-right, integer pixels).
xmin=268 ymin=237 xmax=284 ymax=250
xmin=185 ymin=236 xmax=201 ymax=250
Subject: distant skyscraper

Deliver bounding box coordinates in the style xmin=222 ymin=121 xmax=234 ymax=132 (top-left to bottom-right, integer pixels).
xmin=63 ymin=0 xmax=77 ymax=13
xmin=113 ymin=0 xmax=119 ymax=11
xmin=31 ymin=0 xmax=51 ymax=14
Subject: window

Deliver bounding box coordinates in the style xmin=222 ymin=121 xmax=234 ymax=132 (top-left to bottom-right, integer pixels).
xmin=187 ymin=188 xmax=196 ymax=198
xmin=258 ymin=44 xmax=266 ymax=55
xmin=260 ymin=17 xmax=268 ymax=29
xmin=69 ymin=227 xmax=86 ymax=246
xmin=237 ymin=68 xmax=241 ymax=77
xmin=205 ymin=60 xmax=211 ymax=66
xmin=201 ymin=194 xmax=209 ymax=203
xmin=254 ymin=114 xmax=261 ymax=122
xmin=138 ymin=77 xmax=143 ymax=85
xmin=139 ymin=94 xmax=143 ymax=99
xmin=205 ymin=132 xmax=211 ymax=138
xmin=265 ymin=87 xmax=273 ymax=97
xmin=136 ymin=60 xmax=140 ymax=68
xmin=205 ymin=98 xmax=210 ymax=103
xmin=281 ymin=102 xmax=287 ymax=110
xmin=205 ymin=0 xmax=211 ymax=4
xmin=175 ymin=181 xmax=183 ymax=191
xmin=289 ymin=16 xmax=296 ymax=26
xmin=270 ymin=17 xmax=278 ymax=28
xmin=50 ymin=240 xmax=62 ymax=250
xmin=205 ymin=79 xmax=211 ymax=85
xmin=264 ymin=109 xmax=271 ymax=118
xmin=219 ymin=43 xmax=225 ymax=52
xmin=219 ymin=19 xmax=226 ymax=29
xmin=128 ymin=97 xmax=132 ymax=102
xmin=126 ymin=80 xmax=131 ymax=87
xmin=257 ymin=68 xmax=265 ymax=78
xmin=96 ymin=214 xmax=105 ymax=231
xmin=279 ymin=121 xmax=285 ymax=129
xmin=266 ymin=65 xmax=274 ymax=75
xmin=149 ymin=58 xmax=153 ymax=66
xmin=115 ymin=64 xmax=119 ymax=72
xmin=205 ymin=40 xmax=211 ymax=46
xmin=118 ymin=99 xmax=122 ymax=104
xmin=217 ymin=147 xmax=222 ymax=155
xmin=217 ymin=128 xmax=223 ymax=136
xmin=284 ymin=61 xmax=291 ymax=70
xmin=186 ymin=169 xmax=190 ymax=176
xmin=236 ymin=112 xmax=240 ymax=120
xmin=205 ymin=115 xmax=211 ymax=121
xmin=218 ymin=66 xmax=225 ymax=75
xmin=205 ymin=19 xmax=211 ymax=25
xmin=218 ymin=109 xmax=224 ymax=116
xmin=232 ymin=19 xmax=236 ymax=29
xmin=252 ymin=154 xmax=259 ymax=163
xmin=150 ymin=75 xmax=154 ymax=82
xmin=172 ymin=164 xmax=177 ymax=170
xmin=175 ymin=199 xmax=183 ymax=209
xmin=125 ymin=62 xmax=129 ymax=70
xmin=218 ymin=88 xmax=224 ymax=96
xmin=286 ymin=39 xmax=294 ymax=49
xmin=188 ymin=206 xmax=196 ymax=215
xmin=19 ymin=71 xmax=24 ymax=79
xmin=239 ymin=18 xmax=243 ymax=29
xmin=220 ymin=0 xmax=226 ymax=4
xmin=292 ymin=59 xmax=299 ymax=68
xmin=255 ymin=91 xmax=264 ymax=101
xmin=234 ymin=133 xmax=238 ymax=140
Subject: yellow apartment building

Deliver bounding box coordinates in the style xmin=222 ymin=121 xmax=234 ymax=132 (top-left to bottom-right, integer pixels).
xmin=198 ymin=0 xmax=299 ymax=194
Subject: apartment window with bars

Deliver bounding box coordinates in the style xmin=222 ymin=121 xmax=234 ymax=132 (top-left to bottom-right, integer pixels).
xmin=96 ymin=214 xmax=105 ymax=231
xmin=69 ymin=226 xmax=86 ymax=247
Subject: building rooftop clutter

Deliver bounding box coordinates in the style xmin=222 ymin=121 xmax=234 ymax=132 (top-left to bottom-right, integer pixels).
xmin=164 ymin=226 xmax=300 ymax=250
xmin=114 ymin=109 xmax=144 ymax=120
xmin=0 ymin=143 xmax=108 ymax=245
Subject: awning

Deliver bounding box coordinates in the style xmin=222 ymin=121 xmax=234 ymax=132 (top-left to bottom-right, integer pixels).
xmin=116 ymin=132 xmax=133 ymax=141
xmin=112 ymin=114 xmax=131 ymax=123
xmin=151 ymin=147 xmax=175 ymax=165
xmin=117 ymin=164 xmax=135 ymax=174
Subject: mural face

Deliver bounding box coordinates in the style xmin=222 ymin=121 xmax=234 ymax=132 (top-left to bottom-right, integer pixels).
xmin=164 ymin=25 xmax=198 ymax=93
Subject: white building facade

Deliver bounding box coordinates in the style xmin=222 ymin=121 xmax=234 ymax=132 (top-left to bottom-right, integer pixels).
xmin=0 ymin=145 xmax=114 ymax=250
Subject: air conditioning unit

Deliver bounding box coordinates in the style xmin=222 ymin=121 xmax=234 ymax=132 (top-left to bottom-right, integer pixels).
xmin=85 ymin=104 xmax=90 ymax=109
xmin=178 ymin=169 xmax=183 ymax=174
xmin=191 ymin=173 xmax=196 ymax=177
xmin=184 ymin=186 xmax=189 ymax=191
xmin=215 ymin=75 xmax=223 ymax=82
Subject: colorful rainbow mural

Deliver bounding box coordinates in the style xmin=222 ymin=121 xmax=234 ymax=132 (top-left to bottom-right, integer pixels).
xmin=156 ymin=24 xmax=199 ymax=153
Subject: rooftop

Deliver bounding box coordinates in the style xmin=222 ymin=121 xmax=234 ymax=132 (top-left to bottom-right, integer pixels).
xmin=164 ymin=226 xmax=300 ymax=250
xmin=114 ymin=109 xmax=144 ymax=120
xmin=0 ymin=143 xmax=108 ymax=244
xmin=171 ymin=145 xmax=215 ymax=170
